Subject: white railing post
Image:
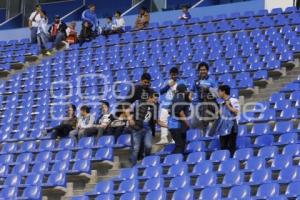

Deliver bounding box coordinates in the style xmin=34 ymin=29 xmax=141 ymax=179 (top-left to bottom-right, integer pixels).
xmin=191 ymin=0 xmax=205 ymax=9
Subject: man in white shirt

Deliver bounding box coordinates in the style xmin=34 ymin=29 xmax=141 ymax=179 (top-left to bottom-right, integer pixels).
xmin=28 ymin=5 xmax=42 ymax=44
xmin=69 ymin=105 xmax=95 ymax=140
xmin=112 ymin=11 xmax=125 ymax=34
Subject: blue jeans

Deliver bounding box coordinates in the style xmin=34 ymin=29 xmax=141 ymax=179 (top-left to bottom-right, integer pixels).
xmin=30 ymin=27 xmax=38 ymax=44
xmin=54 ymin=32 xmax=66 ymax=48
xmin=131 ymin=127 xmax=152 ymax=165
xmin=37 ymin=32 xmax=48 ymax=50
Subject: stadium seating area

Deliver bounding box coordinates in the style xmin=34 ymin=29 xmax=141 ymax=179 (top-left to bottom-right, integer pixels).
xmin=0 ymin=5 xmax=299 ymax=200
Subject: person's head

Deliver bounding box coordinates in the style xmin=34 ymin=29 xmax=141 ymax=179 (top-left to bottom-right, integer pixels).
xmin=140 ymin=7 xmax=147 ymax=15
xmin=147 ymin=91 xmax=159 ymax=104
xmin=197 ymin=62 xmax=209 ymax=78
xmin=106 ymin=16 xmax=112 ymax=23
xmin=89 ymin=4 xmax=96 ymax=12
xmin=68 ymin=104 xmax=76 ymax=116
xmin=182 ymin=5 xmax=189 ymax=13
xmin=83 ymin=21 xmax=90 ymax=28
xmin=218 ymin=85 xmax=231 ymax=98
xmin=70 ymin=21 xmax=76 ymax=28
xmin=35 ymin=4 xmax=42 ymax=12
xmin=54 ymin=15 xmax=60 ymax=23
xmin=101 ymin=101 xmax=110 ymax=113
xmin=169 ymin=67 xmax=179 ymax=81
xmin=140 ymin=73 xmax=152 ymax=89
xmin=80 ymin=105 xmax=90 ymax=117
xmin=115 ymin=11 xmax=121 ymax=18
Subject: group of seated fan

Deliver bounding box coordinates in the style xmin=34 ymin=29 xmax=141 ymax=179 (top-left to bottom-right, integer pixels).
xmin=44 ymin=102 xmax=127 ymax=141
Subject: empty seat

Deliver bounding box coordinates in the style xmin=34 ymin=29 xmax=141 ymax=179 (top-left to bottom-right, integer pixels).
xmin=249 ymin=169 xmax=272 ymax=185
xmin=228 ymin=185 xmax=251 ymax=199
xmin=256 ymin=183 xmax=279 ymax=198
xmin=210 ymin=150 xmax=230 ymax=162
xmin=193 ymin=173 xmax=216 ymax=189
xmin=172 ymin=188 xmax=194 ymax=200
xmin=168 ymin=175 xmax=190 ymax=190
xmin=199 ymin=186 xmax=221 ymax=200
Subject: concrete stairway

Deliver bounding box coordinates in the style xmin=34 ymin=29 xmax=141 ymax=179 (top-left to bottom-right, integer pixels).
xmin=240 ymin=56 xmax=300 ymax=107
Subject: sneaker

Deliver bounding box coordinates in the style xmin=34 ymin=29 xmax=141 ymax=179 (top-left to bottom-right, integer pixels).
xmin=156 ymin=137 xmax=169 ymax=145
xmin=45 ymin=51 xmax=52 ymax=56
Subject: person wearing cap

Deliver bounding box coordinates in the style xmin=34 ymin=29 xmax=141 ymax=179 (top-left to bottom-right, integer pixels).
xmin=48 ymin=15 xmax=67 ymax=49
xmin=168 ymin=84 xmax=191 ymax=154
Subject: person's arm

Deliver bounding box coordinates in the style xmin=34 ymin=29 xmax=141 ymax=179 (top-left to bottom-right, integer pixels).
xmin=160 ymin=81 xmax=171 ymax=94
xmin=157 ymin=120 xmax=168 ymax=128
xmin=225 ymin=99 xmax=239 ymax=116
xmin=179 ymin=110 xmax=190 ymax=128
xmin=28 ymin=13 xmax=34 ymax=28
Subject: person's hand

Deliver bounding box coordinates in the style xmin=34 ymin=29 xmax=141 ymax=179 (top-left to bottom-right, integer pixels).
xmin=128 ymin=119 xmax=135 ymax=126
xmin=169 ymin=80 xmax=176 ymax=87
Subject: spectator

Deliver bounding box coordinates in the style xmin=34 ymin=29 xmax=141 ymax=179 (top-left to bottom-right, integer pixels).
xmin=78 ymin=21 xmax=94 ymax=46
xmin=106 ymin=109 xmax=128 ymax=141
xmin=101 ymin=17 xmax=113 ymax=35
xmin=80 ymin=101 xmax=112 ymax=138
xmin=44 ymin=104 xmax=77 ymax=138
xmin=65 ymin=21 xmax=78 ymax=46
xmin=157 ymin=67 xmax=185 ymax=145
xmin=37 ymin=11 xmax=51 ymax=56
xmin=135 ymin=7 xmax=150 ymax=30
xmin=48 ymin=15 xmax=66 ymax=42
xmin=128 ymin=91 xmax=167 ymax=165
xmin=29 ymin=4 xmax=42 ymax=44
xmin=179 ymin=5 xmax=191 ymax=21
xmin=213 ymin=85 xmax=240 ymax=156
xmin=168 ymin=84 xmax=191 ymax=154
xmin=112 ymin=11 xmax=125 ymax=33
xmin=69 ymin=105 xmax=95 ymax=139
xmin=81 ymin=4 xmax=98 ymax=31
xmin=191 ymin=62 xmax=218 ymax=135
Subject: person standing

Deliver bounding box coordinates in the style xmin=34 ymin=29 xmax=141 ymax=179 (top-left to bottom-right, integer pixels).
xmin=69 ymin=105 xmax=95 ymax=140
xmin=29 ymin=5 xmax=42 ymax=44
xmin=135 ymin=7 xmax=150 ymax=30
xmin=191 ymin=62 xmax=218 ymax=135
xmin=127 ymin=92 xmax=166 ymax=165
xmin=214 ymin=85 xmax=240 ymax=156
xmin=81 ymin=4 xmax=98 ymax=33
xmin=179 ymin=5 xmax=191 ymax=21
xmin=157 ymin=67 xmax=184 ymax=145
xmin=37 ymin=11 xmax=51 ymax=56
xmin=44 ymin=104 xmax=77 ymax=138
xmin=168 ymin=84 xmax=191 ymax=154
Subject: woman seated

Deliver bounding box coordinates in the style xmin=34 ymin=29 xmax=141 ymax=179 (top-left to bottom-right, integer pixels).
xmin=78 ymin=21 xmax=94 ymax=46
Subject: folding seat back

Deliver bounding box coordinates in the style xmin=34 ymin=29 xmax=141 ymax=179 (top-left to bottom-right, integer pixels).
xmin=95 ymin=194 xmax=115 ymax=200
xmin=0 ymin=187 xmax=18 ymax=199
xmin=278 ymin=132 xmax=298 ymax=144
xmin=140 ymin=156 xmax=160 ymax=167
xmin=97 ymin=136 xmax=115 ymax=147
xmin=186 ymin=152 xmax=206 ymax=164
xmin=57 ymin=138 xmax=75 ymax=150
xmin=278 ymin=166 xmax=299 ymax=183
xmin=12 ymin=163 xmax=28 ymax=175
xmin=256 ymin=183 xmax=279 ymax=198
xmin=251 ymin=123 xmax=270 ymax=135
xmin=172 ymin=188 xmax=194 ymax=200
xmin=199 ymin=186 xmax=221 ymax=200
xmin=5 ymin=175 xmax=21 ymax=187
xmin=210 ymin=150 xmax=230 ymax=162
xmin=273 ymin=121 xmax=294 ymax=133
xmin=283 ymin=144 xmax=300 ymax=156
xmin=25 ymin=173 xmax=43 ymax=185
xmin=245 ymin=157 xmax=265 ymax=171
xmin=250 ymin=169 xmax=272 ymax=184
xmin=16 ymin=152 xmax=32 ymax=163
xmin=143 ymin=178 xmax=164 ymax=191
xmin=95 ymin=147 xmax=113 ymax=161
xmin=257 ymin=146 xmax=278 ymax=159
xmin=117 ymin=168 xmax=137 ymax=181
xmin=167 ymin=163 xmax=188 ymax=177
xmin=92 ymin=180 xmax=114 ymax=195
xmin=117 ymin=179 xmax=138 ymax=193
xmin=146 ymin=190 xmax=166 ymax=200
xmin=120 ymin=192 xmax=140 ymax=200
xmin=72 ymin=160 xmax=90 ymax=173
xmin=218 ymin=159 xmax=239 ymax=173
xmin=169 ymin=175 xmax=190 ymax=190
xmin=234 ymin=148 xmax=253 ymax=160
xmin=223 ymin=171 xmax=244 ymax=186
xmin=286 ymin=181 xmax=300 ymax=197
xmin=39 ymin=139 xmax=55 ymax=151
xmin=162 ymin=154 xmax=183 ymax=166
xmin=52 ymin=161 xmax=69 ymax=172
xmin=1 ymin=143 xmax=17 ymax=154
xmin=186 ymin=141 xmax=205 ymax=153
xmin=47 ymin=172 xmax=66 ymax=187
xmin=271 ymin=155 xmax=292 ymax=169
xmin=21 ymin=141 xmax=36 ymax=152
xmin=35 ymin=151 xmax=52 ymax=162
xmin=78 ymin=137 xmax=94 ymax=148
xmin=0 ymin=154 xmax=14 ymax=164
xmin=115 ymin=134 xmax=131 ymax=148
xmin=228 ymin=185 xmax=251 ymax=199
xmin=254 ymin=135 xmax=274 ymax=147
xmin=75 ymin=149 xmax=92 ymax=160
xmin=195 ymin=172 xmax=216 ymax=188
xmin=142 ymin=166 xmax=162 ymax=179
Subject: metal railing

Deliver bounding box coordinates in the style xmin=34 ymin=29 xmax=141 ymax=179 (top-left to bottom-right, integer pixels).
xmin=191 ymin=0 xmax=205 ymax=9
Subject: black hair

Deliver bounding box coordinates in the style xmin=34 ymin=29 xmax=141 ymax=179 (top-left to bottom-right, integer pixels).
xmin=101 ymin=101 xmax=110 ymax=108
xmin=141 ymin=7 xmax=147 ymax=11
xmin=169 ymin=67 xmax=179 ymax=74
xmin=36 ymin=4 xmax=41 ymax=8
xmin=182 ymin=5 xmax=189 ymax=9
xmin=107 ymin=16 xmax=112 ymax=21
xmin=218 ymin=85 xmax=231 ymax=95
xmin=197 ymin=62 xmax=209 ymax=71
xmin=80 ymin=105 xmax=91 ymax=113
xmin=115 ymin=11 xmax=122 ymax=16
xmin=69 ymin=104 xmax=76 ymax=112
xmin=141 ymin=73 xmax=152 ymax=81
xmin=89 ymin=4 xmax=95 ymax=8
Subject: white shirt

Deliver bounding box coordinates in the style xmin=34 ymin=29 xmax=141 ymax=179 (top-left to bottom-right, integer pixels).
xmin=77 ymin=114 xmax=95 ymax=129
xmin=112 ymin=17 xmax=125 ymax=30
xmin=37 ymin=17 xmax=48 ymax=34
xmin=29 ymin=11 xmax=42 ymax=27
xmin=229 ymin=97 xmax=240 ymax=112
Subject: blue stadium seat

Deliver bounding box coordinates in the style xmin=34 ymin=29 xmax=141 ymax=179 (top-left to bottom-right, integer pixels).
xmin=234 ymin=148 xmax=253 ymax=160
xmin=270 ymin=155 xmax=292 ymax=170
xmin=86 ymin=180 xmax=113 ymax=196
xmin=161 ymin=154 xmax=183 ymax=167
xmin=256 ymin=183 xmax=279 ymax=198
xmin=218 ymin=159 xmax=239 ymax=173
xmin=286 ymin=181 xmax=300 ymax=197
xmin=199 ymin=186 xmax=221 ymax=200
xmin=210 ymin=150 xmax=230 ymax=162
xmin=228 ymin=185 xmax=251 ymax=199
xmin=139 ymin=166 xmax=162 ymax=179
xmin=222 ymin=171 xmax=244 ymax=187
xmin=146 ymin=190 xmax=166 ymax=200
xmin=116 ymin=179 xmax=138 ymax=193
xmin=138 ymin=156 xmax=160 ymax=168
xmin=140 ymin=178 xmax=164 ymax=192
xmin=257 ymin=146 xmax=278 ymax=159
xmin=168 ymin=175 xmax=190 ymax=191
xmin=172 ymin=188 xmax=194 ymax=200
xmin=193 ymin=173 xmax=216 ymax=189
xmin=120 ymin=192 xmax=140 ymax=200
xmin=20 ymin=186 xmax=41 ymax=200
xmin=245 ymin=157 xmax=265 ymax=171
xmin=186 ymin=152 xmax=206 ymax=165
xmin=249 ymin=169 xmax=272 ymax=185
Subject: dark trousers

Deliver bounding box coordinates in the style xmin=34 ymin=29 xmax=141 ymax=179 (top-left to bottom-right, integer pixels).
xmin=50 ymin=124 xmax=73 ymax=138
xmin=170 ymin=128 xmax=187 ymax=154
xmin=220 ymin=128 xmax=237 ymax=156
xmin=297 ymin=0 xmax=300 ymax=9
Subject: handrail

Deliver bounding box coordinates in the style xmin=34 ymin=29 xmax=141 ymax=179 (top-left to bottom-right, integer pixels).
xmin=191 ymin=0 xmax=205 ymax=9
xmin=122 ymin=0 xmax=145 ymax=16
xmin=0 ymin=13 xmax=22 ymax=26
xmin=61 ymin=4 xmax=85 ymax=20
